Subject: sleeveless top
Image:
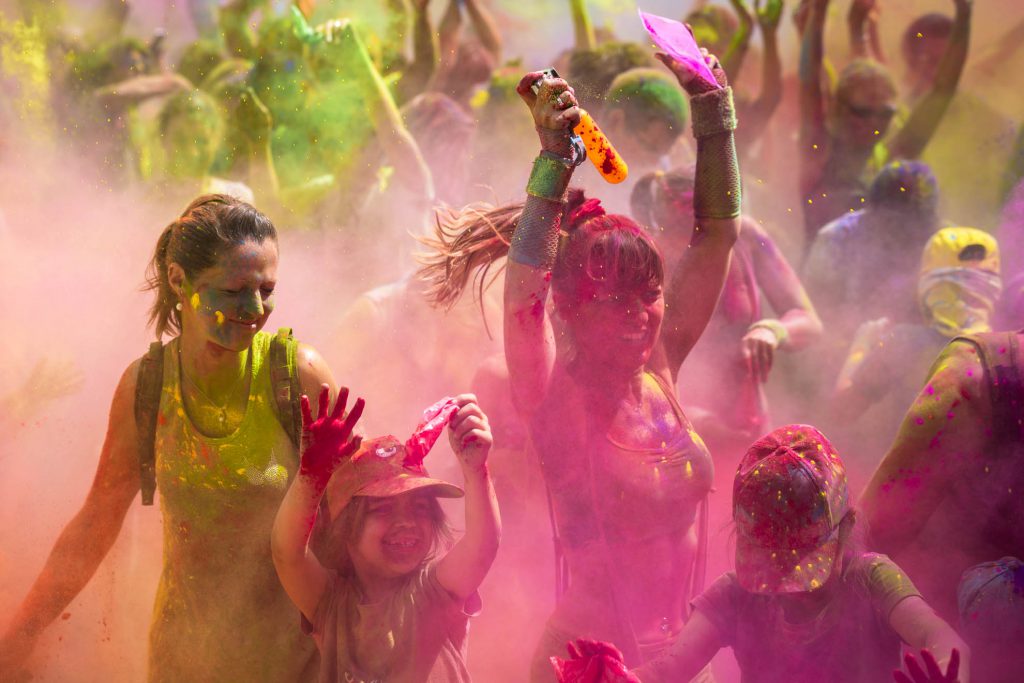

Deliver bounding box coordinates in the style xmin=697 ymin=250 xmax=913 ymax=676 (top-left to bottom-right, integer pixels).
xmin=149 ymin=332 xmax=317 ymax=682
xmin=530 ymin=367 xmax=714 ymax=642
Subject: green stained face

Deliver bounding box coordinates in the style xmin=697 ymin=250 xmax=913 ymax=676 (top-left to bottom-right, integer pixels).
xmin=180 ymin=239 xmax=279 ymax=352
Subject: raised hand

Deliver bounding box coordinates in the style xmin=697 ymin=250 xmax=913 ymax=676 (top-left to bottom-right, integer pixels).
xmin=654 ymin=35 xmax=729 ymax=95
xmin=551 ymin=638 xmax=641 ymax=683
xmin=893 ymin=648 xmax=960 ymax=683
xmin=755 ymin=0 xmax=785 ymax=31
xmin=516 ymin=72 xmax=581 ymax=132
xmin=447 ymin=394 xmax=493 ymax=472
xmin=298 ymin=385 xmax=364 ymax=487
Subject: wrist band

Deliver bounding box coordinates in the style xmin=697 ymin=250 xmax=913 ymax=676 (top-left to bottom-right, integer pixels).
xmin=748 ymin=319 xmax=789 ymax=346
xmin=509 ymin=194 xmax=564 ymax=270
xmin=526 ymin=152 xmax=574 ymax=201
xmin=536 ymin=127 xmax=586 ymax=166
xmin=692 ymin=87 xmax=741 ymax=220
xmin=690 ymin=86 xmax=738 ymax=139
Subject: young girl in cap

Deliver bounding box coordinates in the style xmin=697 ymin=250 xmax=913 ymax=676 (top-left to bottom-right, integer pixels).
xmin=552 ymin=425 xmax=968 ymax=683
xmin=272 ymin=387 xmax=500 ymax=682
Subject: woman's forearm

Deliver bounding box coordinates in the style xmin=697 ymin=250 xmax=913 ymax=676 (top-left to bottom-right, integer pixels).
xmin=738 ymin=26 xmax=782 ymax=148
xmin=401 ymin=2 xmax=439 ymax=100
xmin=777 ymin=306 xmax=823 ymax=351
xmin=6 ymin=495 xmax=132 ymax=643
xmin=345 ymin=23 xmax=434 ymax=200
xmin=569 ymin=0 xmax=596 ymax=51
xmin=799 ymin=0 xmax=828 ymax=142
xmin=889 ymin=0 xmax=971 ymax=160
xmin=464 ymin=0 xmax=502 ymax=62
xmin=663 ymin=85 xmax=741 ymax=372
xmin=722 ymin=1 xmax=754 ymax=86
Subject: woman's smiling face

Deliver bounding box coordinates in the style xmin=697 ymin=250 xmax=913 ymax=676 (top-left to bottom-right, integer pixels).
xmin=172 ymin=238 xmax=279 ymax=351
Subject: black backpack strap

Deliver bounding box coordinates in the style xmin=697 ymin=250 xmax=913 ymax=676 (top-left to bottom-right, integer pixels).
xmin=952 ymin=331 xmax=1024 ymax=455
xmin=134 ymin=341 xmax=165 ymax=506
xmin=269 ymin=327 xmax=302 ymax=451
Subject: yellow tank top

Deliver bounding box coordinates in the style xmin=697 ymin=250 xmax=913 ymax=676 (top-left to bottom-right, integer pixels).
xmin=149 ymin=332 xmax=316 ymax=682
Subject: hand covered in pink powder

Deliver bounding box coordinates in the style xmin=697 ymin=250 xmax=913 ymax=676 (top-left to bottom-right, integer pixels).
xmin=447 ymin=394 xmax=493 ymax=473
xmin=655 ymin=46 xmax=729 ymax=96
xmin=741 ymin=325 xmax=779 ymax=383
xmin=550 ymin=639 xmax=641 ymax=683
xmin=299 ymin=385 xmax=364 ymax=488
xmin=893 ymin=648 xmax=960 ymax=683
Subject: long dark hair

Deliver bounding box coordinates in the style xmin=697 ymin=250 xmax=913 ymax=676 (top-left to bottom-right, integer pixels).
xmin=145 ymin=194 xmax=277 ymax=338
xmin=418 ymin=188 xmax=663 ymax=311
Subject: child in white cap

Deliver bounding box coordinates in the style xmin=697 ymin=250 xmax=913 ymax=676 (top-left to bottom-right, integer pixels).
xmin=272 ymin=386 xmax=499 ymax=682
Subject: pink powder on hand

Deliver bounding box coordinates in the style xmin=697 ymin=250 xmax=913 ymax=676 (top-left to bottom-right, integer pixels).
xmin=638 ymin=9 xmax=720 ymax=88
xmin=404 ymin=397 xmax=460 ymax=468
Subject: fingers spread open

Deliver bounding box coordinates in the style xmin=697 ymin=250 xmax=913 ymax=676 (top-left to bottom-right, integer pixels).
xmin=343 ymin=397 xmax=366 ymax=434
xmin=316 ymin=384 xmax=330 ymax=421
xmin=300 ymin=393 xmax=313 ymax=428
xmin=904 ymin=652 xmax=927 ymax=683
xmin=331 ymin=386 xmax=350 ymax=421
xmin=945 ymin=649 xmax=960 ymax=682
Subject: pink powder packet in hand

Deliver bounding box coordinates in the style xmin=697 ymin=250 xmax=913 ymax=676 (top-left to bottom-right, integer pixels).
xmin=638 ymin=9 xmax=720 ymax=89
xmin=403 ymin=397 xmax=460 ymax=468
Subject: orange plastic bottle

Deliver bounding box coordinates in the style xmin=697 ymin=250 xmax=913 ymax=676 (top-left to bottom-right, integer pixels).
xmin=574 ymin=110 xmax=628 ymax=184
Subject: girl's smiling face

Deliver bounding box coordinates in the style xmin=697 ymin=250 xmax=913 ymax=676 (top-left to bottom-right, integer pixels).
xmin=349 ymin=491 xmax=436 ymax=587
xmin=171 ymin=238 xmax=278 ymax=352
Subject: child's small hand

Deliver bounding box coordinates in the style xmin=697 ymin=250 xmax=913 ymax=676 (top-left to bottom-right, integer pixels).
xmin=550 ymin=638 xmax=641 ymax=682
xmin=299 ymin=385 xmax=364 ymax=487
xmin=448 ymin=394 xmax=493 ymax=473
xmin=893 ymin=648 xmax=960 ymax=683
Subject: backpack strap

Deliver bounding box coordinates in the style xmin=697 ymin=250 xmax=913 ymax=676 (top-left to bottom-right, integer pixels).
xmin=269 ymin=327 xmax=302 ymax=451
xmin=134 ymin=341 xmax=165 ymax=506
xmin=951 ymin=331 xmax=1024 ymax=456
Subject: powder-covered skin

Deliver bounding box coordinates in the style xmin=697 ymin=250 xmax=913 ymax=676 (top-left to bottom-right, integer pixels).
xmin=861 ymin=336 xmax=1024 ymax=622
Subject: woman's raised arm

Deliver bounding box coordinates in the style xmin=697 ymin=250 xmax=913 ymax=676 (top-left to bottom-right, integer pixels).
xmin=0 ymin=361 xmax=143 ymax=678
xmin=503 ymin=72 xmax=582 ymax=419
xmin=656 ymin=49 xmax=742 ymax=379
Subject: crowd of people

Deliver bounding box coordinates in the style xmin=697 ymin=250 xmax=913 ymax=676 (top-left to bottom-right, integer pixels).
xmin=1 ymin=0 xmax=1024 ymax=682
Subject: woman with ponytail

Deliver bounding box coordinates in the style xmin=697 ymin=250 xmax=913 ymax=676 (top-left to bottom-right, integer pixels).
xmin=420 ymin=46 xmax=741 ymax=680
xmin=0 ymin=195 xmax=338 ymax=682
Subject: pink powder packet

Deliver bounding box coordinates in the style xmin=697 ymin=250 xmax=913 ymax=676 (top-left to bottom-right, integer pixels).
xmin=638 ymin=9 xmax=720 ymax=89
xmin=403 ymin=397 xmax=460 ymax=468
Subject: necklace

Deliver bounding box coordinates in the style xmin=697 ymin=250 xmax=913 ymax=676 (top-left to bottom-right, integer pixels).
xmin=178 ymin=346 xmax=247 ymax=426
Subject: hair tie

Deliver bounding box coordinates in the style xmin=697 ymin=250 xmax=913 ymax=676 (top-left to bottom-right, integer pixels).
xmin=568 ymin=197 xmax=607 ymax=227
